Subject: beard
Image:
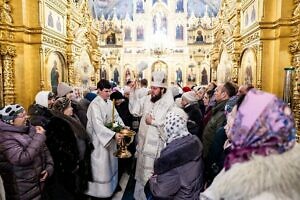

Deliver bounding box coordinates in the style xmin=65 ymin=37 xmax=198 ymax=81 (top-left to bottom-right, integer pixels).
xmin=150 ymin=92 xmax=162 ymax=103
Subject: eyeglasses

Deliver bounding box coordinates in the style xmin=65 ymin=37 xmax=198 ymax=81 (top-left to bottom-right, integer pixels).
xmin=16 ymin=112 xmax=27 ymax=119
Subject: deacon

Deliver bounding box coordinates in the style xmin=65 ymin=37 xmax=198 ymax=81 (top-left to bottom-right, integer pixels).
xmin=85 ymin=79 xmax=124 ymax=200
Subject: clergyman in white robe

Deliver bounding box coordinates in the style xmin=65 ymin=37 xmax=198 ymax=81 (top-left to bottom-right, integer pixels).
xmin=85 ymin=95 xmax=124 ymax=198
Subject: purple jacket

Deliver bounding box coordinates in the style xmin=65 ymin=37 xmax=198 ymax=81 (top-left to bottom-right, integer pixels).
xmin=150 ymin=135 xmax=204 ymax=200
xmin=0 ymin=120 xmax=54 ymax=200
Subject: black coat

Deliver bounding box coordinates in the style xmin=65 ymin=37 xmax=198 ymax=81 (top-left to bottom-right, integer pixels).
xmin=183 ymin=103 xmax=204 ymax=140
xmin=45 ymin=111 xmax=93 ymax=199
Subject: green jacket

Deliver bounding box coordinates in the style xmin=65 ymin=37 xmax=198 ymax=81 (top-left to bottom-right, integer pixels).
xmin=202 ymin=100 xmax=228 ymax=159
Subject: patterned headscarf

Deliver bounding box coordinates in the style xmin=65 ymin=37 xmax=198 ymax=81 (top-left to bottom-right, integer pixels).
xmin=224 ymin=89 xmax=296 ymax=170
xmin=52 ymin=97 xmax=71 ymax=113
xmin=164 ymin=107 xmax=190 ymax=144
xmin=0 ymin=104 xmax=25 ymax=124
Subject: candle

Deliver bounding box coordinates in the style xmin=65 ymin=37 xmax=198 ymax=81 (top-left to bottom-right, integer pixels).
xmin=112 ymin=99 xmax=115 ymax=123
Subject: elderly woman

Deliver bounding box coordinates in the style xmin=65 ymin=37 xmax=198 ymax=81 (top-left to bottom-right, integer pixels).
xmin=200 ymin=89 xmax=299 ymax=200
xmin=148 ymin=107 xmax=204 ymax=199
xmin=181 ymin=91 xmax=204 ymax=139
xmin=46 ymin=97 xmax=93 ymax=200
xmin=0 ymin=104 xmax=53 ymax=200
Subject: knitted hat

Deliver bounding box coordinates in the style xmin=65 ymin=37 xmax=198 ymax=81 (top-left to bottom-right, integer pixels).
xmin=0 ymin=104 xmax=25 ymax=123
xmin=181 ymin=91 xmax=197 ymax=103
xmin=57 ymin=82 xmax=73 ymax=97
xmin=35 ymin=91 xmax=50 ymax=108
xmin=182 ymin=86 xmax=191 ymax=92
xmin=151 ymin=71 xmax=167 ymax=88
xmin=53 ymin=97 xmax=71 ymax=112
xmin=110 ymin=91 xmax=124 ymax=100
xmin=85 ymin=92 xmax=97 ymax=102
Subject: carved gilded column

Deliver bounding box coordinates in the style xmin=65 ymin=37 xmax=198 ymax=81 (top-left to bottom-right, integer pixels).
xmin=0 ymin=56 xmax=3 ymax=107
xmin=289 ymin=0 xmax=300 ymax=140
xmin=0 ymin=45 xmax=16 ymax=105
xmin=67 ymin=54 xmax=75 ymax=86
xmin=256 ymin=43 xmax=263 ymax=90
xmin=39 ymin=47 xmax=46 ymax=90
xmin=92 ymin=49 xmax=101 ymax=85
xmin=231 ymin=53 xmax=240 ymax=83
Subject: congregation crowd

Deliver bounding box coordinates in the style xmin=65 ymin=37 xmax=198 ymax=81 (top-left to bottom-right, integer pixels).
xmin=0 ymin=71 xmax=300 ymax=200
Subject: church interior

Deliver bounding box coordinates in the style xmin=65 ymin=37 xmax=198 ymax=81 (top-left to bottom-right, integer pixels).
xmin=0 ymin=0 xmax=299 ymax=136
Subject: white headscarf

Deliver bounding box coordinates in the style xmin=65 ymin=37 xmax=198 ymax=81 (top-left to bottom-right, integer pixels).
xmin=35 ymin=91 xmax=50 ymax=108
xmin=164 ymin=107 xmax=190 ymax=144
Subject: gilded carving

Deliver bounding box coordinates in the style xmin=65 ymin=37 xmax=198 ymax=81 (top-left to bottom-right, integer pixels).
xmin=0 ymin=0 xmax=13 ymax=24
xmin=290 ymin=0 xmax=300 ymax=139
xmin=2 ymin=55 xmax=15 ymax=104
xmin=42 ymin=35 xmax=67 ymax=49
xmin=241 ymin=31 xmax=260 ymax=45
xmin=46 ymin=0 xmax=67 ymax=11
xmin=0 ymin=44 xmax=16 ymax=57
xmin=289 ymin=41 xmax=300 ymax=53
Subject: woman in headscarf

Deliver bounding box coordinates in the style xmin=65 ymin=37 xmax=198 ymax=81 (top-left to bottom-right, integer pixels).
xmin=200 ymin=89 xmax=299 ymax=200
xmin=45 ymin=97 xmax=93 ymax=200
xmin=147 ymin=107 xmax=204 ymax=199
xmin=0 ymin=104 xmax=53 ymax=200
xmin=28 ymin=91 xmax=55 ymax=128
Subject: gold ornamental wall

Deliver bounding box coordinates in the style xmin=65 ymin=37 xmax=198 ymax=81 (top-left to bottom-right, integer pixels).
xmin=213 ymin=0 xmax=300 ymax=138
xmin=0 ymin=0 xmax=100 ymax=109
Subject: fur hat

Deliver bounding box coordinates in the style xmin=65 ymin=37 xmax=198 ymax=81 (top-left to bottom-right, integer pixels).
xmin=182 ymin=91 xmax=197 ymax=103
xmin=53 ymin=97 xmax=71 ymax=112
xmin=57 ymin=82 xmax=73 ymax=97
xmin=151 ymin=71 xmax=167 ymax=88
xmin=35 ymin=91 xmax=50 ymax=108
xmin=110 ymin=91 xmax=124 ymax=100
xmin=0 ymin=104 xmax=25 ymax=123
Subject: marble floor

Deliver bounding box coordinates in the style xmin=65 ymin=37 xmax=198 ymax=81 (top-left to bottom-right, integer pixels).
xmin=113 ymin=173 xmax=135 ymax=200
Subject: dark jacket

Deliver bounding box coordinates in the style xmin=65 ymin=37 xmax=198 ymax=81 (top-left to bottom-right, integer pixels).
xmin=202 ymin=100 xmax=227 ymax=159
xmin=149 ymin=135 xmax=204 ymax=200
xmin=205 ymin=126 xmax=228 ymax=186
xmin=183 ymin=103 xmax=204 ymax=140
xmin=0 ymin=120 xmax=54 ymax=200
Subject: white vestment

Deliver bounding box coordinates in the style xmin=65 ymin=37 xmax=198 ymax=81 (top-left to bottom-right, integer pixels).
xmin=85 ymin=96 xmax=124 ymax=198
xmin=129 ymin=89 xmax=174 ymax=200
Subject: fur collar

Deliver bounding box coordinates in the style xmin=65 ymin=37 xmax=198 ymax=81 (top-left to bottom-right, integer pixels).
xmin=154 ymin=135 xmax=202 ymax=175
xmin=201 ymin=144 xmax=300 ymax=200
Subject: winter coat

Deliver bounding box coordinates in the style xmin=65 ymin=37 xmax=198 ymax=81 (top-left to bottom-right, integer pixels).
xmin=200 ymin=144 xmax=300 ymax=200
xmin=202 ymin=100 xmax=227 ymax=159
xmin=149 ymin=135 xmax=204 ymax=200
xmin=45 ymin=111 xmax=93 ymax=199
xmin=205 ymin=126 xmax=227 ymax=186
xmin=0 ymin=120 xmax=54 ymax=200
xmin=28 ymin=104 xmax=53 ymax=129
xmin=71 ymin=100 xmax=88 ymax=128
xmin=183 ymin=103 xmax=204 ymax=139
